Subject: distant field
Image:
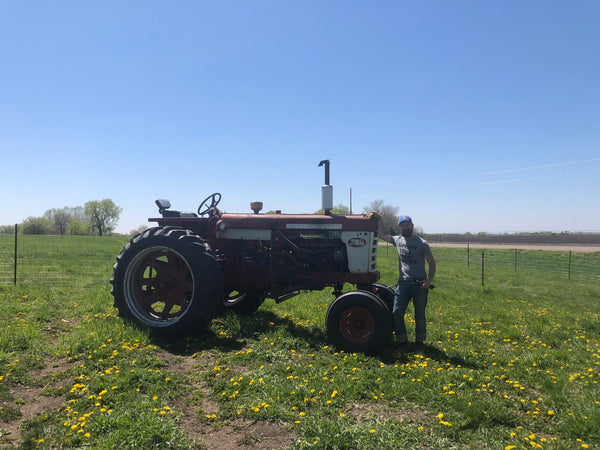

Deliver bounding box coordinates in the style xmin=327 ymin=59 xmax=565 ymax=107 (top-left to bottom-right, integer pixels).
xmin=424 ymin=232 xmax=600 ymax=247
xmin=429 ymin=242 xmax=600 ymax=252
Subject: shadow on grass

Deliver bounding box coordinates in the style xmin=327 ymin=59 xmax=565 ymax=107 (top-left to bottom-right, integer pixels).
xmin=126 ymin=310 xmax=483 ymax=371
xmin=379 ymin=342 xmax=482 ymax=370
xmin=154 ymin=309 xmax=328 ymax=356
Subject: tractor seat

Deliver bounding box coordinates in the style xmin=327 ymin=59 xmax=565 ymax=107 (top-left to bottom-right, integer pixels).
xmin=160 ymin=210 xmax=198 ymax=218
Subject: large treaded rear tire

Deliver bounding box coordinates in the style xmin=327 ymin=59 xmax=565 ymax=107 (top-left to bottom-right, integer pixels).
xmin=110 ymin=227 xmax=223 ymax=338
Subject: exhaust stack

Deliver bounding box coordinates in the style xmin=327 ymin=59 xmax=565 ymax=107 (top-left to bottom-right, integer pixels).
xmin=319 ymin=159 xmax=333 ymax=214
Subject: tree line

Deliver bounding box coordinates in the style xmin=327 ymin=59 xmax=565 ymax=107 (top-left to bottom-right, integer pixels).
xmin=313 ymin=199 xmax=418 ymax=235
xmin=1 ymin=198 xmax=408 ymax=237
xmin=1 ymin=199 xmax=122 ymax=236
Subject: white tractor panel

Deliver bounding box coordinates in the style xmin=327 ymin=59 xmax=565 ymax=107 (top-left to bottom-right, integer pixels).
xmin=342 ymin=231 xmax=378 ymax=273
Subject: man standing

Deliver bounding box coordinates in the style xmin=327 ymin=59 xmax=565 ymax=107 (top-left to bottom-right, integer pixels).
xmin=379 ymin=215 xmax=436 ymax=353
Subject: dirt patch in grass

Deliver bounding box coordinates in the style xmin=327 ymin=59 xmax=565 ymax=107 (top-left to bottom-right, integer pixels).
xmin=1 ymin=350 xmax=296 ymax=449
xmin=349 ymin=401 xmax=429 ymax=424
xmin=158 ymin=350 xmax=296 ymax=450
xmin=0 ymin=358 xmax=75 ymax=447
xmin=191 ymin=419 xmax=295 ymax=450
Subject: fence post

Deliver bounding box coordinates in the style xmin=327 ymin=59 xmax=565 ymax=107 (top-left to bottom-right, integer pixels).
xmin=568 ymin=251 xmax=572 ymax=280
xmin=481 ymin=251 xmax=485 ymax=286
xmin=467 ymin=243 xmax=470 ymax=268
xmin=514 ymin=248 xmax=517 ymax=273
xmin=14 ymin=224 xmax=17 ymax=285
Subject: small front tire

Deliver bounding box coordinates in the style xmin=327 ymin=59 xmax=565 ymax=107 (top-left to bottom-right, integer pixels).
xmin=372 ymin=282 xmax=395 ymax=312
xmin=326 ymin=290 xmax=392 ymax=354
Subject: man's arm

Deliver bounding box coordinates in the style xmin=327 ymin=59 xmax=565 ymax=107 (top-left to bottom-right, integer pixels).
xmin=421 ymin=253 xmax=436 ymax=289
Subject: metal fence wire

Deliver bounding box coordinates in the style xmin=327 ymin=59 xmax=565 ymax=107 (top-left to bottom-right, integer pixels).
xmin=0 ymin=231 xmax=128 ymax=288
xmin=1 ymin=232 xmax=599 ymax=287
xmin=379 ymin=242 xmax=599 ymax=285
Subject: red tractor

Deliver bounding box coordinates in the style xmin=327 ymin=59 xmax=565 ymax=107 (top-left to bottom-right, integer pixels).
xmin=110 ymin=161 xmax=394 ymax=353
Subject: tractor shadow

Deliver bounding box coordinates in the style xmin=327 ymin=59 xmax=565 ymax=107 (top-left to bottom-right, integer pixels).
xmin=155 ymin=309 xmax=328 ymax=356
xmin=153 ymin=310 xmax=481 ymax=372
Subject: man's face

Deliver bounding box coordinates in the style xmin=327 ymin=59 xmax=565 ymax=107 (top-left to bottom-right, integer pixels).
xmin=400 ymin=221 xmax=413 ymax=237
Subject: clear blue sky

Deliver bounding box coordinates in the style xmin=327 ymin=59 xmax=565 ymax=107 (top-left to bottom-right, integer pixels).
xmin=2 ymin=1 xmax=599 ymax=234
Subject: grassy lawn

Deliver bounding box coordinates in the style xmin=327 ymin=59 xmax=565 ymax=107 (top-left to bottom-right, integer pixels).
xmin=0 ymin=236 xmax=598 ymax=448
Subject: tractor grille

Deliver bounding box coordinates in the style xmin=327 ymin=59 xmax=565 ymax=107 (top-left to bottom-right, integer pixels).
xmin=371 ymin=231 xmax=378 ymax=271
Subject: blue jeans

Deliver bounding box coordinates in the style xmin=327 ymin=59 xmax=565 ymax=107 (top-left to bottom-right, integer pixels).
xmin=393 ymin=282 xmax=429 ymax=343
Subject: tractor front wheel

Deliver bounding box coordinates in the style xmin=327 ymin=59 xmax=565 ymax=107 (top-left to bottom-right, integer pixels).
xmin=326 ymin=290 xmax=392 ymax=354
xmin=110 ymin=227 xmax=223 ymax=338
xmin=372 ymin=282 xmax=395 ymax=312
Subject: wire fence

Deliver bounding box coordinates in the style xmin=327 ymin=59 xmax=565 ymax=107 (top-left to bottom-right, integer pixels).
xmin=0 ymin=229 xmax=128 ymax=288
xmin=1 ymin=230 xmax=599 ymax=289
xmin=379 ymin=242 xmax=600 ymax=285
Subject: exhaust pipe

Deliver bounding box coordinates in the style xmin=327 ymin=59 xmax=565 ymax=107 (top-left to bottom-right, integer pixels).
xmin=319 ymin=160 xmax=333 ymax=214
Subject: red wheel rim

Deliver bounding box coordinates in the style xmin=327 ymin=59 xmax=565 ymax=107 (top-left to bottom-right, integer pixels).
xmin=132 ymin=249 xmax=193 ymax=320
xmin=338 ymin=306 xmax=375 ymax=344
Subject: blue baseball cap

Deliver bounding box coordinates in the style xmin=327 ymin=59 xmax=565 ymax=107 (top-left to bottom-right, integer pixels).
xmin=398 ymin=215 xmax=412 ymax=225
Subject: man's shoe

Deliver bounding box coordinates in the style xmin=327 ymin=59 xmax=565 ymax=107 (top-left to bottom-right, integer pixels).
xmin=415 ymin=342 xmax=425 ymax=354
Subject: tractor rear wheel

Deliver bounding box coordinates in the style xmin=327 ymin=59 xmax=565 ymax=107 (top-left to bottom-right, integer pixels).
xmin=326 ymin=290 xmax=392 ymax=354
xmin=110 ymin=227 xmax=223 ymax=338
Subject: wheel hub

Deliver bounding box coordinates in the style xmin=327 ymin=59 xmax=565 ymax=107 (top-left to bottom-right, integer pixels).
xmin=339 ymin=306 xmax=375 ymax=344
xmin=130 ymin=249 xmax=193 ymax=321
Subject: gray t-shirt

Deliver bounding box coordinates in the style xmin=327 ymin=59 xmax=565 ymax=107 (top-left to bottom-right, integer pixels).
xmin=390 ymin=235 xmax=432 ymax=282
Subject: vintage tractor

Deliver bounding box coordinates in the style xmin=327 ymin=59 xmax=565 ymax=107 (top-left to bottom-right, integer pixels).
xmin=110 ymin=161 xmax=394 ymax=353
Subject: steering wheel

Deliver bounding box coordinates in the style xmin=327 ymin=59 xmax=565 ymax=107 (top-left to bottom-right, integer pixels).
xmin=197 ymin=193 xmax=222 ymax=216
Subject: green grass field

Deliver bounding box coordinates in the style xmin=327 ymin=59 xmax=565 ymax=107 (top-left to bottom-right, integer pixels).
xmin=0 ymin=236 xmax=598 ymax=449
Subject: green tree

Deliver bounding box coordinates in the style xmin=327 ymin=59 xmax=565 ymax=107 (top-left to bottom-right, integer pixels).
xmin=84 ymin=199 xmax=122 ymax=236
xmin=129 ymin=225 xmax=148 ymax=236
xmin=43 ymin=208 xmax=72 ymax=235
xmin=21 ymin=217 xmax=53 ymax=235
xmin=0 ymin=224 xmax=15 ymax=234
xmin=68 ymin=218 xmax=92 ymax=235
xmin=314 ymin=204 xmax=351 ymax=214
xmin=363 ymin=200 xmax=399 ymax=233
